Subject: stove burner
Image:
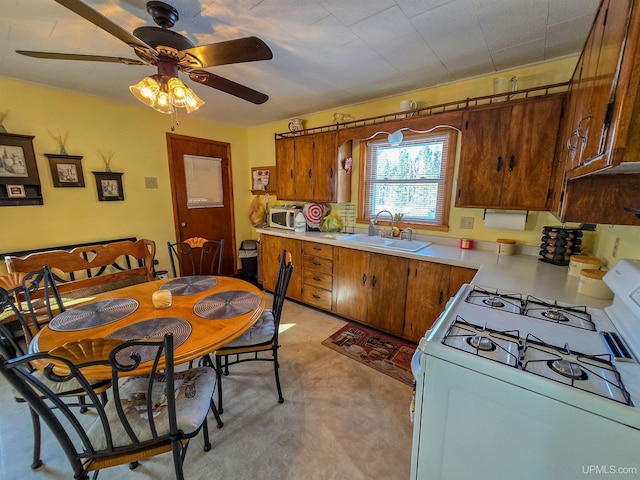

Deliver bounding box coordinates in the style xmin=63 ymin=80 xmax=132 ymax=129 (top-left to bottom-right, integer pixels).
xmin=482 ymin=297 xmax=505 ymax=308
xmin=547 ymin=360 xmax=588 ymax=380
xmin=541 ymin=310 xmax=568 ymax=322
xmin=466 ymin=335 xmax=496 ymax=351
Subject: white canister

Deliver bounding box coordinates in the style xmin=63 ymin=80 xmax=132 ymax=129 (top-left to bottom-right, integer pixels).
xmin=496 ymin=239 xmax=516 ymax=256
xmin=568 ymin=255 xmax=601 ymax=277
xmin=578 ymin=269 xmax=613 ymax=300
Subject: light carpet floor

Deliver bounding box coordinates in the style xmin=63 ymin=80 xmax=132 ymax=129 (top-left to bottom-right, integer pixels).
xmin=0 ymin=296 xmax=414 ymax=480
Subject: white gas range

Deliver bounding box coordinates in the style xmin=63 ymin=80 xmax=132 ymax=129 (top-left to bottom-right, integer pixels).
xmin=411 ymin=258 xmax=640 ymax=480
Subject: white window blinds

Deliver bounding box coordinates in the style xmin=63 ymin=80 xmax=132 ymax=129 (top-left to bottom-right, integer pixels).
xmin=363 ymin=132 xmax=452 ymax=225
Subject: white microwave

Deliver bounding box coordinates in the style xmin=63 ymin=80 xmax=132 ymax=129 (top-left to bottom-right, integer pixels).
xmin=269 ymin=207 xmax=298 ymax=230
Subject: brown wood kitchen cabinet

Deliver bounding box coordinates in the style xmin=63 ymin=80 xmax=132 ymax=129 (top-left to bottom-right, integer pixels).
xmin=333 ymin=247 xmax=408 ymax=337
xmin=551 ymin=0 xmax=640 ymax=226
xmin=275 ymin=132 xmax=352 ymax=202
xmin=403 ymin=261 xmax=477 ymax=343
xmin=456 ymin=94 xmax=563 ymax=210
xmin=301 ymin=242 xmax=334 ymax=311
xmin=261 ymin=234 xmax=302 ymax=300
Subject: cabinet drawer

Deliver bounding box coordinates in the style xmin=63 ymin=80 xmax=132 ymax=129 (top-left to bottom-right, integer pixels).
xmin=303 ymin=254 xmax=333 ymax=274
xmin=302 ymin=285 xmax=332 ymax=310
xmin=303 ymin=270 xmax=333 ymax=291
xmin=302 ymin=242 xmax=333 ymax=259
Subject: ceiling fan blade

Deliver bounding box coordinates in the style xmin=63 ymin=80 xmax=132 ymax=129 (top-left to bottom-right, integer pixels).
xmin=54 ymin=0 xmax=153 ymax=51
xmin=188 ymin=70 xmax=268 ymax=104
xmin=182 ymin=37 xmax=273 ymax=68
xmin=16 ymin=50 xmax=147 ymax=65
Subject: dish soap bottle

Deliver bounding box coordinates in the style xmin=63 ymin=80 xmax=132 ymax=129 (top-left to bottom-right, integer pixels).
xmin=368 ymin=219 xmax=376 ymax=236
xmin=294 ymin=211 xmax=307 ymax=233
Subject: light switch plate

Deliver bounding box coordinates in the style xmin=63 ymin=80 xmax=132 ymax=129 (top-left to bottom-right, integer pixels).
xmin=145 ymin=177 xmax=158 ymax=189
xmin=460 ymin=217 xmax=474 ymax=229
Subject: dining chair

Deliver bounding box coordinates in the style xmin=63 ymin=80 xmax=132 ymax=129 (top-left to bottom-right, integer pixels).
xmin=211 ymin=249 xmax=293 ymax=413
xmin=0 ymin=286 xmax=110 ymax=470
xmin=0 ymin=333 xmax=219 ymax=480
xmin=21 ymin=266 xmax=65 ymax=333
xmin=167 ymin=237 xmax=224 ymax=277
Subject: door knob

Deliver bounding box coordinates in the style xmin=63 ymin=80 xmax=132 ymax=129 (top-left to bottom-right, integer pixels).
xmin=181 ymin=222 xmax=187 ymax=228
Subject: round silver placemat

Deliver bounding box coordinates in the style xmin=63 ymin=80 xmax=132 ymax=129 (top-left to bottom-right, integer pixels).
xmin=106 ymin=317 xmax=192 ymax=364
xmin=49 ymin=298 xmax=139 ymax=332
xmin=194 ymin=290 xmax=261 ymax=319
xmin=160 ymin=276 xmax=218 ymax=295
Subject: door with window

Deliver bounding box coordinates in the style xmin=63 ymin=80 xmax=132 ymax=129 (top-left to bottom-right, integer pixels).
xmin=167 ymin=133 xmax=236 ymax=275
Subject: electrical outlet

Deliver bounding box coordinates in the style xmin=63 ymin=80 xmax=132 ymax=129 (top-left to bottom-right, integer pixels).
xmin=145 ymin=177 xmax=158 ymax=189
xmin=460 ymin=217 xmax=474 ymax=229
xmin=612 ymin=237 xmax=620 ymax=258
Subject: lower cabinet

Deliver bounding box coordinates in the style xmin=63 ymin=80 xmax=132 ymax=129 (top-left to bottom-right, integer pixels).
xmin=403 ymin=260 xmax=476 ymax=343
xmin=333 ymin=248 xmax=408 ymax=337
xmin=261 ymin=235 xmax=477 ymax=342
xmin=261 ymin=234 xmax=302 ymax=301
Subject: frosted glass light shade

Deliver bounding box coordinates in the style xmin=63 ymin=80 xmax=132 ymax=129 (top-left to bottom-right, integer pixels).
xmin=129 ymin=76 xmax=160 ymax=106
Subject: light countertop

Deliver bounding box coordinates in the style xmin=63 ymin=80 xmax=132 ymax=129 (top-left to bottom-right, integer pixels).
xmin=256 ymin=227 xmax=612 ymax=310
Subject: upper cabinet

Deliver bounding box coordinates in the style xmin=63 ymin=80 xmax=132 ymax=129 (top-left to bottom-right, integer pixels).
xmin=456 ymin=94 xmax=563 ymax=210
xmin=275 ymin=132 xmax=352 ymax=202
xmin=554 ymin=0 xmax=640 ymax=225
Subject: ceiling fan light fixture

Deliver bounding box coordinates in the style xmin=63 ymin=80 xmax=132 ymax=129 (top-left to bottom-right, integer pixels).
xmin=184 ymin=88 xmax=205 ymax=113
xmin=129 ymin=75 xmax=160 ymax=106
xmin=152 ymin=89 xmax=175 ymax=114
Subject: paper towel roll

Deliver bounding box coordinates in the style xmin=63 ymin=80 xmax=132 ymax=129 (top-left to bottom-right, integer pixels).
xmin=484 ymin=212 xmax=527 ymax=230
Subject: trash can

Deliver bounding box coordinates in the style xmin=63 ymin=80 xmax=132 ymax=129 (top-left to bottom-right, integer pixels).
xmin=239 ymin=240 xmax=258 ymax=278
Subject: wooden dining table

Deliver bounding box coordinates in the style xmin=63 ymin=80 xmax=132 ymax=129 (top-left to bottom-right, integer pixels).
xmin=29 ymin=276 xmax=265 ymax=379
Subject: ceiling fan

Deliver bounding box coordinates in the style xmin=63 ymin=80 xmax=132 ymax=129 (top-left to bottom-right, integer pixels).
xmin=16 ymin=0 xmax=273 ymax=112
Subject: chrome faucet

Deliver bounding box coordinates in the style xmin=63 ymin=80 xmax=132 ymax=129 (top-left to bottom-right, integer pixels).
xmin=374 ymin=210 xmax=394 ymax=237
xmin=401 ymin=227 xmax=413 ymax=241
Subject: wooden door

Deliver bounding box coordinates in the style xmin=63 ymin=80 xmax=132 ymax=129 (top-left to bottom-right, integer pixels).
xmin=333 ymin=247 xmax=369 ymax=323
xmin=457 ymin=106 xmax=511 ymax=207
xmin=275 ymin=138 xmax=295 ymax=200
xmin=294 ymin=136 xmax=314 ymax=201
xmin=366 ymin=253 xmax=408 ymax=336
xmin=313 ymin=132 xmax=337 ymax=202
xmin=404 ymin=260 xmax=451 ymax=343
xmin=502 ymin=95 xmax=563 ymax=209
xmin=167 ymin=133 xmax=236 ymax=275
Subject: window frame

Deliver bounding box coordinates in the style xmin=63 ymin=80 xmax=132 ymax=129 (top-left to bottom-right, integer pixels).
xmin=357 ymin=129 xmax=457 ymax=232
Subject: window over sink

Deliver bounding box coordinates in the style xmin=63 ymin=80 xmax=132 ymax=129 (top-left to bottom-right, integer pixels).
xmin=359 ymin=129 xmax=456 ymax=230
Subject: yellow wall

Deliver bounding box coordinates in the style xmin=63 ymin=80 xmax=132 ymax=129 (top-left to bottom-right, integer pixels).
xmin=0 ymin=76 xmax=253 ymax=274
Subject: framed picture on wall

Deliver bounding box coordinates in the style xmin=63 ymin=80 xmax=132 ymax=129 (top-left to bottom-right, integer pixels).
xmin=6 ymin=184 xmax=26 ymax=198
xmin=46 ymin=154 xmax=85 ymax=188
xmin=0 ymin=133 xmax=40 ymax=185
xmin=93 ymin=171 xmax=124 ymax=201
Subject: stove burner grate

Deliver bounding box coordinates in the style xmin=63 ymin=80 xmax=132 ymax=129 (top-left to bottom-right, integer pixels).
xmin=523 ymin=296 xmax=595 ymax=331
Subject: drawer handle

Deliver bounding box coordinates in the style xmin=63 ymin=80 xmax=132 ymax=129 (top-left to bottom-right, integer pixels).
xmin=371 ymin=275 xmax=377 ymax=287
xmin=362 ymin=273 xmax=367 ymax=285
xmin=313 ymin=246 xmax=321 ymax=251
xmin=313 ymin=276 xmax=321 ymax=282
xmin=312 ymin=294 xmax=321 ymax=299
xmin=313 ymin=261 xmax=322 ymax=266
xmin=509 ymin=155 xmax=515 ymax=172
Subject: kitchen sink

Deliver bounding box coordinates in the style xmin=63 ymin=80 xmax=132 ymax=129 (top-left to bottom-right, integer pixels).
xmin=341 ymin=234 xmax=431 ymax=252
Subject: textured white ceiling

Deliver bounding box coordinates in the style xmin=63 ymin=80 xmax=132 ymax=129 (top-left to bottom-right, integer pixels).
xmin=1 ymin=0 xmax=600 ymax=127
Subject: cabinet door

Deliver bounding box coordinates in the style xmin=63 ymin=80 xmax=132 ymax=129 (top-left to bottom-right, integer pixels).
xmin=447 ymin=266 xmax=477 ymax=298
xmin=403 ymin=260 xmax=451 ymax=343
xmin=261 ymin=235 xmax=302 ymax=300
xmin=366 ymin=253 xmax=408 ymax=337
xmin=275 ymin=138 xmax=295 ymax=200
xmin=333 ymin=248 xmax=369 ymax=323
xmin=457 ymin=106 xmax=511 ymax=207
xmin=294 ymin=136 xmax=314 ymax=201
xmin=502 ymin=95 xmax=563 ymax=210
xmin=313 ymin=132 xmax=337 ymax=202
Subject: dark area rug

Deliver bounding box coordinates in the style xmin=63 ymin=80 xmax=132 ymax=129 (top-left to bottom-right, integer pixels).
xmin=322 ymin=323 xmax=416 ymax=386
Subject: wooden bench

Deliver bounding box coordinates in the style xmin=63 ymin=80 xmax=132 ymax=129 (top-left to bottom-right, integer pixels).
xmin=4 ymin=238 xmax=156 ymax=313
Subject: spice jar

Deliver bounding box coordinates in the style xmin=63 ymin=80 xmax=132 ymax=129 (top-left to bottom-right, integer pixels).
xmin=496 ymin=239 xmax=516 ymax=256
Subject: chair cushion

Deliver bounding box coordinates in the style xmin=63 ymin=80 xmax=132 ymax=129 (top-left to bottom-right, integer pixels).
xmin=222 ymin=310 xmax=275 ymax=348
xmin=87 ymin=367 xmax=215 ymax=450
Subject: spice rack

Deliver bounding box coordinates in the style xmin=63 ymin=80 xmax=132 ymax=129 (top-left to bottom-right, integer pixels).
xmin=538 ymin=226 xmax=583 ymax=266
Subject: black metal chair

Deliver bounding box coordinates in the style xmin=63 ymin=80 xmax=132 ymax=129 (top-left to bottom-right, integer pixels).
xmin=0 ymin=286 xmax=110 ymax=470
xmin=167 ymin=237 xmax=224 ymax=277
xmin=211 ymin=249 xmax=293 ymax=413
xmin=22 ymin=266 xmax=65 ymax=333
xmin=0 ymin=333 xmax=221 ymax=480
